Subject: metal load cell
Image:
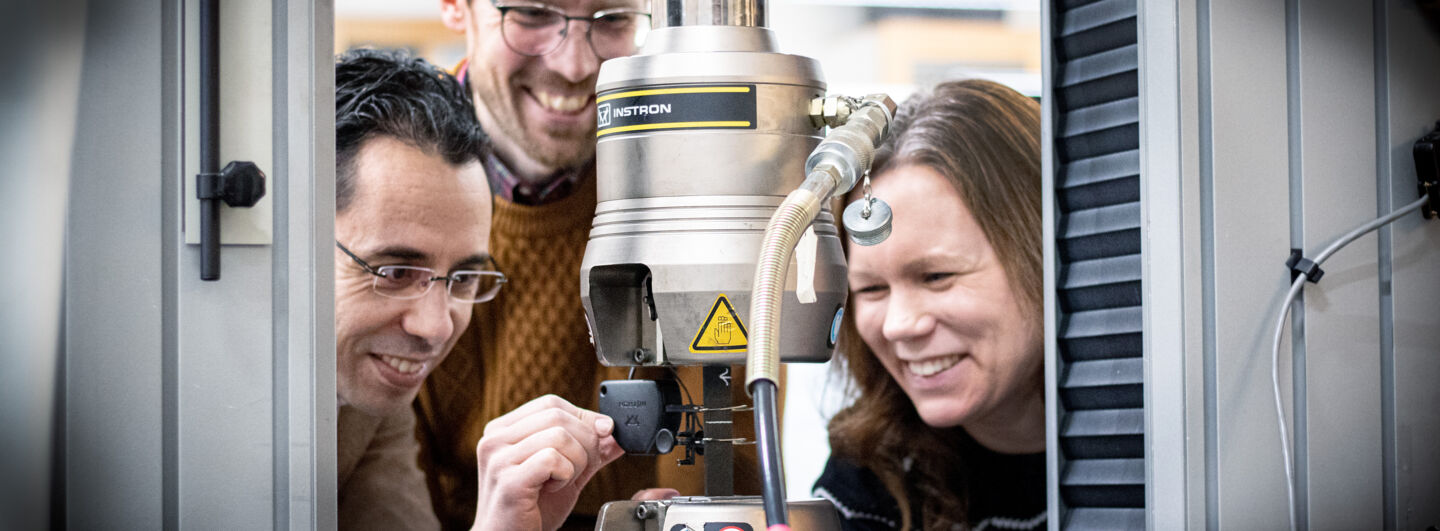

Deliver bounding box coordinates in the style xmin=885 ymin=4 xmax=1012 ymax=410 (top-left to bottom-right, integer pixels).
xmin=581 ymin=24 xmax=848 ymax=367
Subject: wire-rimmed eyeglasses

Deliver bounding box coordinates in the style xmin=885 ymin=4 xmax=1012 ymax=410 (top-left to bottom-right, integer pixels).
xmin=336 ymin=241 xmax=506 ymax=304
xmin=490 ymin=0 xmax=651 ymax=60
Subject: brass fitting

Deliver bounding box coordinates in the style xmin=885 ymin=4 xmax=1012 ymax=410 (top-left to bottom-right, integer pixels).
xmin=822 ymin=96 xmax=853 ymax=128
xmin=809 ymin=94 xmax=894 ymax=130
xmin=808 ymin=95 xmax=862 ymax=129
xmin=807 ymin=97 xmax=826 ymax=129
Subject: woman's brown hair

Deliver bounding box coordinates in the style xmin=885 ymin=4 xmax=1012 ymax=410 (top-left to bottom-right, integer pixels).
xmin=827 ymin=79 xmax=1042 ymax=531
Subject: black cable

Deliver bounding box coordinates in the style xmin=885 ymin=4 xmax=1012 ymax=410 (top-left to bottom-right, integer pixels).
xmin=667 ymin=367 xmax=700 ymax=439
xmin=668 ymin=366 xmax=695 ymax=406
xmin=1269 ymin=192 xmax=1431 ymax=531
xmin=750 ymin=379 xmax=788 ymax=528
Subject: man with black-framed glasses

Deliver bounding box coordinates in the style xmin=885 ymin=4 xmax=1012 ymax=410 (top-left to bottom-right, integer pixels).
xmin=335 ymin=49 xmax=627 ymax=531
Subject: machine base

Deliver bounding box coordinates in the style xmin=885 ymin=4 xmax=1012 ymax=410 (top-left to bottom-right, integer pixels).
xmin=595 ymin=496 xmax=841 ymax=531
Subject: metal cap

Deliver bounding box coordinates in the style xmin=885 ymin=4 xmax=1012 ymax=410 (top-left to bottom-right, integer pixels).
xmin=843 ymin=197 xmax=892 ymax=246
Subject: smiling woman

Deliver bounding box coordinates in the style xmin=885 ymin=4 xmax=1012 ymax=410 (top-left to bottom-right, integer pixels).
xmin=817 ymin=79 xmax=1043 ymax=531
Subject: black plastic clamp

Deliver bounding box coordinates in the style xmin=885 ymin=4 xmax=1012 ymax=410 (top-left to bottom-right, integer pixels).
xmin=196 ymin=160 xmax=265 ymax=207
xmin=1415 ymin=120 xmax=1439 ymax=219
xmin=196 ymin=172 xmax=224 ymax=200
xmin=1286 ymin=249 xmax=1324 ymax=284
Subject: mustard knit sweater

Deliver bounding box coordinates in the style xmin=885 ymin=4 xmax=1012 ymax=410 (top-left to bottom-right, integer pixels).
xmin=414 ymin=174 xmax=761 ymax=530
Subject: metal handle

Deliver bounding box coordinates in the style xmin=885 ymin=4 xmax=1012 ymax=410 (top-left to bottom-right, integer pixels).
xmin=197 ymin=0 xmax=265 ymax=281
xmin=199 ymin=0 xmax=220 ymax=280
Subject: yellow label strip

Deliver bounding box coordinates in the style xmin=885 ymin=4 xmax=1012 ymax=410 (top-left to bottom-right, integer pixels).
xmin=596 ymin=121 xmax=752 ymax=137
xmin=596 ymin=85 xmax=751 ymax=103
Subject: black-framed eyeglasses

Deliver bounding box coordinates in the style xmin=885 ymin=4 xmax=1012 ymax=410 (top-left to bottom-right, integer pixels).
xmin=490 ymin=0 xmax=651 ymax=60
xmin=336 ymin=241 xmax=506 ymax=304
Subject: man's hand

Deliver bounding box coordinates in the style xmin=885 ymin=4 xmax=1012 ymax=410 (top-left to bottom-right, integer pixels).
xmin=471 ymin=394 xmax=625 ymax=531
xmin=630 ymin=488 xmax=680 ymax=501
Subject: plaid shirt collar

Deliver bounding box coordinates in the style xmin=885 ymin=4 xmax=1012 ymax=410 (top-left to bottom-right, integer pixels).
xmin=456 ymin=59 xmax=586 ymax=206
xmin=482 ymin=151 xmax=584 ymax=206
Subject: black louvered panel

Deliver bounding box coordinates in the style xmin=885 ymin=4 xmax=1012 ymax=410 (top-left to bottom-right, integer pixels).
xmin=1057 ymin=45 xmax=1138 ymax=110
xmin=1056 ymin=2 xmax=1137 ymax=62
xmin=1057 ymin=0 xmax=1105 ymax=10
xmin=1058 ymin=124 xmax=1139 ymax=165
xmin=1058 ymin=149 xmax=1139 ymax=213
xmin=1060 ymin=254 xmax=1141 ymax=313
xmin=1060 ymin=202 xmax=1139 ymax=242
xmin=1051 ymin=0 xmax=1144 ymax=525
xmin=1063 ymin=97 xmax=1138 ymax=137
xmin=1061 ymin=357 xmax=1143 ymax=409
xmin=1060 ymin=281 xmax=1140 ymax=314
xmin=1059 ymin=149 xmax=1138 ymax=185
xmin=1059 ymin=228 xmax=1140 ymax=263
xmin=1061 ymin=332 xmax=1142 ymax=362
xmin=1065 ymin=508 xmax=1147 ymax=530
xmin=1059 ymin=97 xmax=1139 ymax=163
xmin=1062 ymin=408 xmax=1144 ymax=459
xmin=1060 ymin=458 xmax=1145 ymax=508
xmin=1061 ymin=306 xmax=1141 ymax=348
xmin=1058 ymin=175 xmax=1139 ymax=213
xmin=1058 ymin=202 xmax=1141 ymax=264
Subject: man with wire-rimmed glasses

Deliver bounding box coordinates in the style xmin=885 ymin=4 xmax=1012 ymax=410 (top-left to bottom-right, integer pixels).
xmin=419 ymin=1 xmax=722 ymax=529
xmin=335 ymin=49 xmax=626 ymax=531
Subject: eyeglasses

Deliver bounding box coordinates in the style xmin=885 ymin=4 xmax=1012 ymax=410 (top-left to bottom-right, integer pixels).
xmin=490 ymin=0 xmax=651 ymax=60
xmin=336 ymin=241 xmax=507 ymax=304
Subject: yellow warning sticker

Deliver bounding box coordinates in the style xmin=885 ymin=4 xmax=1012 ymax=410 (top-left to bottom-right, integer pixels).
xmin=690 ymin=294 xmax=749 ymax=353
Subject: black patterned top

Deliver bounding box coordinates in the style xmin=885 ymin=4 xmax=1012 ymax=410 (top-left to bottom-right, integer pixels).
xmin=813 ymin=430 xmax=1046 ymax=531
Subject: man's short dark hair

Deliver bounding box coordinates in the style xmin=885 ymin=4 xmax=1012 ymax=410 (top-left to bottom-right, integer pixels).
xmin=335 ymin=48 xmax=488 ymax=212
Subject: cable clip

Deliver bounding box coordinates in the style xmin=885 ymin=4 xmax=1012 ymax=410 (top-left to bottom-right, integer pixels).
xmin=1286 ymin=249 xmax=1324 ymax=283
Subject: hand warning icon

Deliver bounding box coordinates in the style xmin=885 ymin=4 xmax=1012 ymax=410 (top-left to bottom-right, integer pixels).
xmin=690 ymin=294 xmax=749 ymax=353
xmin=714 ymin=315 xmax=733 ymax=344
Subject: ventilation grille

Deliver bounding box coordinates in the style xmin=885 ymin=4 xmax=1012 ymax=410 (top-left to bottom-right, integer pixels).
xmin=1051 ymin=0 xmax=1145 ymax=528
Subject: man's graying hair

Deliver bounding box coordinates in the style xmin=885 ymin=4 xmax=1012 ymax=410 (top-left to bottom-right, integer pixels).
xmin=335 ymin=48 xmax=488 ymax=212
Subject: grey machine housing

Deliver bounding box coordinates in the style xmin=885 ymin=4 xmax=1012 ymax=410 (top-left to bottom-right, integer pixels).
xmin=581 ymin=25 xmax=848 ymax=367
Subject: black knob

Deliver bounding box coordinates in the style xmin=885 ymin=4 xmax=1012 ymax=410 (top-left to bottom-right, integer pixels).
xmin=220 ymin=160 xmax=266 ymax=208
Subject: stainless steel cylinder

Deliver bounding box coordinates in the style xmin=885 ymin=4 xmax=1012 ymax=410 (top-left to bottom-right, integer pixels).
xmin=654 ymin=0 xmax=765 ymax=28
xmin=581 ymin=26 xmax=847 ymax=366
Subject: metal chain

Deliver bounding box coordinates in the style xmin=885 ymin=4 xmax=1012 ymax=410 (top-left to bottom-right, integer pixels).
xmin=860 ymin=170 xmax=875 ymax=219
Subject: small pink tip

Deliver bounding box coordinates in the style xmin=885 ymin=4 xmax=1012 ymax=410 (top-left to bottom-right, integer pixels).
xmin=767 ymin=526 xmax=791 ymax=531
